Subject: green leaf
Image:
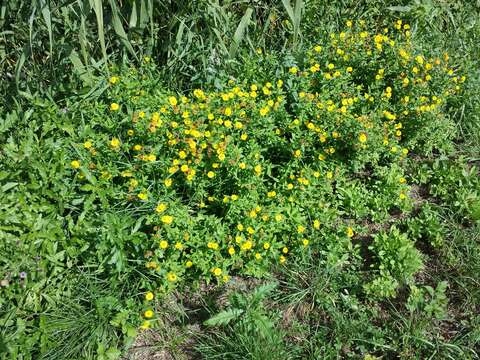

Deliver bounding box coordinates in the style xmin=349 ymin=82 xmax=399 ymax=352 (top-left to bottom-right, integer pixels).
xmin=229 ymin=7 xmax=253 ymax=58
xmin=38 ymin=0 xmax=53 ymax=56
xmin=109 ymin=0 xmax=138 ymax=59
xmin=387 ymin=6 xmax=412 ymax=12
xmin=69 ymin=49 xmax=93 ymax=85
xmin=204 ymin=309 xmax=244 ymax=326
xmin=91 ymin=0 xmax=107 ymax=66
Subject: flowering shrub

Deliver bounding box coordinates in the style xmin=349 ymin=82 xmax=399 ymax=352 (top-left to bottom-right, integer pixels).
xmin=67 ymin=20 xmax=464 ymax=327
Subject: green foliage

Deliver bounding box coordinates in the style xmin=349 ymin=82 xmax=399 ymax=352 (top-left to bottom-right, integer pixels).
xmin=198 ymin=283 xmax=293 ymax=360
xmin=366 ymin=226 xmax=423 ymax=298
xmin=412 ymin=157 xmax=480 ymax=222
xmin=405 ymin=203 xmax=444 ymax=248
xmin=0 ymin=0 xmax=296 ymax=102
xmin=204 ymin=282 xmax=277 ymax=330
xmin=406 ymin=281 xmax=448 ymax=319
xmin=1 ymin=0 xmax=480 ymax=359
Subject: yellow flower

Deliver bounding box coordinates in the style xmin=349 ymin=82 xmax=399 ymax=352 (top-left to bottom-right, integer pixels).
xmin=275 ymin=214 xmax=283 ymax=222
xmin=282 ymin=247 xmax=289 ymax=254
xmin=145 ymin=292 xmax=154 ymax=301
xmin=110 ymin=137 xmax=120 ymax=148
xmin=263 ymin=242 xmax=270 ymax=250
xmin=399 ymin=192 xmax=407 ymax=200
xmin=207 ymin=171 xmax=215 ymax=179
xmin=279 ymin=255 xmax=286 ymax=264
xmin=156 ymin=203 xmax=167 ymax=213
xmin=140 ymin=320 xmax=151 ymax=330
xmin=83 ymin=141 xmax=92 ymax=149
xmin=237 ymin=223 xmax=244 ymax=231
xmin=110 ymin=102 xmax=120 ymax=111
xmin=145 ymin=261 xmax=157 ymax=269
xmin=167 ymin=272 xmax=177 ymax=282
xmin=138 ymin=193 xmax=148 ymax=201
xmin=207 ymin=242 xmax=219 ymax=250
xmin=161 ymin=215 xmax=173 ymax=225
xmin=326 ymin=171 xmax=334 ymax=179
xmin=313 ymin=220 xmax=320 ymax=229
xmin=255 ymin=253 xmax=262 ymax=260
xmin=144 ymin=310 xmax=154 ymax=318
xmin=241 ymin=240 xmax=253 ymax=251
xmin=168 ymin=96 xmax=178 ymax=106
xmin=297 ymin=225 xmax=305 ymax=233
xmin=359 ymin=132 xmax=367 ymax=143
xmin=213 ymin=267 xmax=222 ymax=276
xmin=159 ymin=240 xmax=168 ymax=249
xmin=228 ymin=247 xmax=235 ymax=255
xmin=346 ymin=20 xmax=352 ymax=27
xmin=164 ymin=178 xmax=172 ymax=187
xmin=267 ymin=191 xmax=276 ymax=198
xmin=109 ymin=76 xmax=119 ymax=84
xmin=289 ymin=66 xmax=298 ymax=74
xmin=186 ymin=260 xmax=193 ymax=268
xmin=259 ymin=107 xmax=269 ymax=116
xmin=347 ymin=227 xmax=354 ymax=238
xmin=399 ymin=177 xmax=407 ymax=184
xmin=302 ymin=239 xmax=309 ymax=246
xmin=71 ymin=160 xmax=81 ymax=169
xmin=127 ymin=129 xmax=134 ymax=136
xmin=146 ymin=154 xmax=156 ymax=162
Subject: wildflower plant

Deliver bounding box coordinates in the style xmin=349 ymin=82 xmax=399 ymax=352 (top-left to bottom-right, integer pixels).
xmin=66 ymin=21 xmax=465 ymax=327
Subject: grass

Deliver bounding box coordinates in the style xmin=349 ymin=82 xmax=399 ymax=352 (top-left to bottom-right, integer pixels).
xmin=1 ymin=1 xmax=480 ymax=359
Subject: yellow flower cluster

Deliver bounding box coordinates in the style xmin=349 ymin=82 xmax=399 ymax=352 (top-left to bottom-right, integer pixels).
xmin=69 ymin=20 xmax=464 ymax=330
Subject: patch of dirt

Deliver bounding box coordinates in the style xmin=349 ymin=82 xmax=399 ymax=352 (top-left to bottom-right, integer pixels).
xmin=124 ymin=330 xmax=175 ymax=360
xmin=409 ymin=184 xmax=437 ymax=209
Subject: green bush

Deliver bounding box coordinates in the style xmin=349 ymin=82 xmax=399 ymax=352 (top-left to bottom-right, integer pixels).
xmin=366 ymin=226 xmax=423 ymax=298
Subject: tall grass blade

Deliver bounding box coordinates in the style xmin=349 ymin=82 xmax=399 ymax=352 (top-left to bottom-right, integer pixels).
xmin=38 ymin=0 xmax=53 ymax=57
xmin=293 ymin=0 xmax=304 ymax=45
xmin=0 ymin=2 xmax=6 ymax=28
xmin=281 ymin=0 xmax=303 ymax=47
xmin=108 ymin=0 xmax=137 ymax=59
xmin=129 ymin=0 xmax=137 ymax=28
xmin=28 ymin=6 xmax=36 ymax=56
xmin=15 ymin=46 xmax=27 ymax=91
xmin=69 ymin=49 xmax=93 ymax=85
xmin=77 ymin=1 xmax=90 ymax=70
xmin=91 ymin=0 xmax=107 ymax=66
xmin=139 ymin=0 xmax=148 ymax=30
xmin=229 ymin=7 xmax=253 ymax=58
